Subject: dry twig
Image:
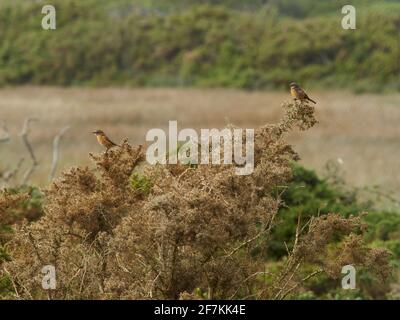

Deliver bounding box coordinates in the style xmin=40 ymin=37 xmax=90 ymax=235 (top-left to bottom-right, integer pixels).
xmin=20 ymin=118 xmax=39 ymax=184
xmin=49 ymin=125 xmax=70 ymax=181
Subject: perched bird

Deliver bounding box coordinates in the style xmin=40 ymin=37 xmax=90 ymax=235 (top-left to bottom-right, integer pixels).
xmin=290 ymin=82 xmax=316 ymax=104
xmin=92 ymin=130 xmax=119 ymax=152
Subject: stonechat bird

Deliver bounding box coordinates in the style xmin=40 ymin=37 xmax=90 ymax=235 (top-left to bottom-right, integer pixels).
xmin=290 ymin=82 xmax=316 ymax=104
xmin=92 ymin=130 xmax=119 ymax=152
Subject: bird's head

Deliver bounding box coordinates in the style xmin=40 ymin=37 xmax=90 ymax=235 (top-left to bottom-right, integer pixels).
xmin=92 ymin=130 xmax=105 ymax=136
xmin=289 ymin=82 xmax=298 ymax=89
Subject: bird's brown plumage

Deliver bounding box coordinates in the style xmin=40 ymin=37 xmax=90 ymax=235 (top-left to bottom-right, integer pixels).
xmin=289 ymin=82 xmax=316 ymax=104
xmin=92 ymin=130 xmax=119 ymax=151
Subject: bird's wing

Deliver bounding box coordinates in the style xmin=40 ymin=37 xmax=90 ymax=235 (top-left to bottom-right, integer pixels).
xmin=304 ymin=93 xmax=316 ymax=104
xmin=107 ymin=137 xmax=118 ymax=146
xmin=298 ymin=88 xmax=307 ymax=99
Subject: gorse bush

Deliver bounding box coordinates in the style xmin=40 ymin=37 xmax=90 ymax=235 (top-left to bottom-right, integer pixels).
xmin=267 ymin=164 xmax=365 ymax=260
xmin=0 ymin=186 xmax=43 ymax=244
xmin=267 ymin=164 xmax=400 ymax=299
xmin=0 ymin=101 xmax=391 ymax=299
xmin=0 ymin=1 xmax=399 ymax=91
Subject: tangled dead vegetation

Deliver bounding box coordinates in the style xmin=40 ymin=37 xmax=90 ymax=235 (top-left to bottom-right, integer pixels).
xmin=0 ymin=101 xmax=391 ymax=299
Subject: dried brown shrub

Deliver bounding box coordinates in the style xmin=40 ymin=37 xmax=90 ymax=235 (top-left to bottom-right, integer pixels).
xmin=0 ymin=192 xmax=29 ymax=244
xmin=1 ymin=101 xmax=391 ymax=299
xmin=0 ymin=187 xmax=43 ymax=245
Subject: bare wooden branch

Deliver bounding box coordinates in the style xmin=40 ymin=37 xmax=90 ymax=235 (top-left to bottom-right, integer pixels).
xmin=274 ymin=262 xmax=301 ymax=299
xmin=229 ymin=271 xmax=273 ymax=299
xmin=293 ymin=212 xmax=302 ymax=250
xmin=224 ymin=211 xmax=276 ymax=258
xmin=49 ymin=125 xmax=70 ymax=181
xmin=1 ymin=158 xmax=25 ymax=184
xmin=279 ymin=269 xmax=323 ymax=300
xmin=20 ymin=118 xmax=39 ymax=185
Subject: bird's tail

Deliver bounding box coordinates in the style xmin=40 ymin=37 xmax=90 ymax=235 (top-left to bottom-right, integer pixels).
xmin=307 ymin=97 xmax=316 ymax=104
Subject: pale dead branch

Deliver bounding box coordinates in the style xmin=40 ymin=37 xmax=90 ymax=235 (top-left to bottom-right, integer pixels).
xmin=49 ymin=125 xmax=70 ymax=181
xmin=279 ymin=269 xmax=323 ymax=300
xmin=20 ymin=118 xmax=39 ymax=185
xmin=1 ymin=158 xmax=25 ymax=185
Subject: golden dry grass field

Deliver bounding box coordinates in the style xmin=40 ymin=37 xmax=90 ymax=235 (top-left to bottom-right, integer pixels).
xmin=0 ymin=87 xmax=399 ymax=196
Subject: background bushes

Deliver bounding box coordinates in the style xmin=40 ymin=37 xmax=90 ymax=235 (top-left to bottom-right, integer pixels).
xmin=0 ymin=0 xmax=399 ymax=91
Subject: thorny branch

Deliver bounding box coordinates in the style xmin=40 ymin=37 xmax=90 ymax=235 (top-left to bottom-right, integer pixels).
xmin=279 ymin=269 xmax=323 ymax=300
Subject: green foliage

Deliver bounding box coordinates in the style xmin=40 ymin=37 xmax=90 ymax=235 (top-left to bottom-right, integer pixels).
xmin=264 ymin=164 xmax=399 ymax=299
xmin=6 ymin=185 xmax=44 ymax=221
xmin=0 ymin=185 xmax=44 ymax=245
xmin=267 ymin=164 xmax=364 ymax=259
xmin=0 ymin=274 xmax=13 ymax=298
xmin=269 ymin=164 xmax=400 ymax=259
xmin=0 ymin=1 xmax=398 ymax=91
xmin=364 ymin=211 xmax=400 ymax=263
xmin=0 ymin=246 xmax=10 ymax=263
xmin=130 ymin=173 xmax=153 ymax=195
